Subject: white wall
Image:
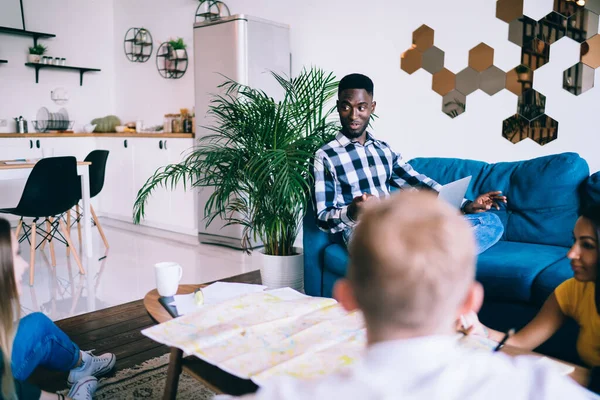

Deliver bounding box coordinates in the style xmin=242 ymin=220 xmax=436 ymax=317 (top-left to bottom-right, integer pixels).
xmin=112 ymin=0 xmax=196 ymax=128
xmin=0 ymin=0 xmax=116 ymax=133
xmin=2 ymin=0 xmax=599 ymax=172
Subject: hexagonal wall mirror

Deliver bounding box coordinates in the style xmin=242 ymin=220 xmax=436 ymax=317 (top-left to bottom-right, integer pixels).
xmin=521 ymin=39 xmax=550 ymax=70
xmin=529 ymin=114 xmax=559 ymax=145
xmin=582 ymin=34 xmax=600 ymax=68
xmin=505 ymin=64 xmax=534 ymax=95
xmin=469 ymin=43 xmax=494 ymax=72
xmin=509 ymin=16 xmax=537 ymax=47
xmin=480 ymin=66 xmax=506 ymax=95
xmin=432 ymin=68 xmax=456 ymax=96
xmin=517 ymin=89 xmax=546 ymax=121
xmin=563 ymin=61 xmax=595 ymax=95
xmin=536 ymin=12 xmax=567 ymax=44
xmin=502 ymin=114 xmax=530 ymax=144
xmin=422 ymin=46 xmax=445 ymax=74
xmin=442 ymin=90 xmax=466 ymax=119
xmin=456 ymin=67 xmax=480 ymax=96
xmin=497 ymin=0 xmax=524 ymax=23
xmin=566 ymin=8 xmax=599 ymax=43
xmin=413 ymin=25 xmax=434 ymax=51
xmin=401 ymin=48 xmax=423 ymax=74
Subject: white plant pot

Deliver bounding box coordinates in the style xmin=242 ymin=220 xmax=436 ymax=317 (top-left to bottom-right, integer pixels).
xmin=28 ymin=54 xmax=41 ymax=63
xmin=175 ymin=49 xmax=186 ymax=59
xmin=256 ymin=247 xmax=304 ymax=292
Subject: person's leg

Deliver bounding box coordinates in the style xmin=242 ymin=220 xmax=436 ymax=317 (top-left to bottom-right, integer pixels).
xmin=463 ymin=212 xmax=504 ymax=254
xmin=11 ymin=312 xmax=80 ymax=380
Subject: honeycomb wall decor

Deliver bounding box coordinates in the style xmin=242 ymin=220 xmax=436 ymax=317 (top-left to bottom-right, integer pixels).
xmin=400 ymin=0 xmax=600 ymax=146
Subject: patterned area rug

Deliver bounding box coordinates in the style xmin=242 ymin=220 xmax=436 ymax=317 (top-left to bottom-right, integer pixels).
xmin=64 ymin=354 xmax=216 ymax=399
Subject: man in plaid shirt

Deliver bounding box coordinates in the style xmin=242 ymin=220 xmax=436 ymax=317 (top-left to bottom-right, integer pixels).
xmin=313 ymin=73 xmax=506 ymax=253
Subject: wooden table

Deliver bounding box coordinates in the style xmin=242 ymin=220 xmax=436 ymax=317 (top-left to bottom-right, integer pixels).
xmin=144 ymin=270 xmax=590 ymax=398
xmin=0 ymin=160 xmax=94 ymax=258
xmin=502 ymin=344 xmax=590 ymax=386
xmin=144 ymin=270 xmax=261 ymax=399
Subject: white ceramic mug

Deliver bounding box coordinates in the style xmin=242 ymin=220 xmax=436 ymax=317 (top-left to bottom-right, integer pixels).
xmin=154 ymin=262 xmax=183 ymax=297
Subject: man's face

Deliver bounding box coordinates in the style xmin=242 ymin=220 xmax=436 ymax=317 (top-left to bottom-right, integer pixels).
xmin=337 ymin=89 xmax=376 ymax=140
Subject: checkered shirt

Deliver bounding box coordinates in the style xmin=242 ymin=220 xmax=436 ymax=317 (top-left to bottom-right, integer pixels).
xmin=313 ymin=131 xmax=443 ymax=234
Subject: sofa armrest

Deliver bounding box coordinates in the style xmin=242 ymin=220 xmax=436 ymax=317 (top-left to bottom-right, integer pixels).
xmin=303 ymin=201 xmax=333 ymax=296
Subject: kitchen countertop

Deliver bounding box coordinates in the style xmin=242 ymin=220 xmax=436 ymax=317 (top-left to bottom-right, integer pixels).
xmin=0 ymin=132 xmax=194 ymax=138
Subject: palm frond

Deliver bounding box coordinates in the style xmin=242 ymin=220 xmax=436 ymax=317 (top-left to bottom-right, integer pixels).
xmin=133 ymin=67 xmax=340 ymax=254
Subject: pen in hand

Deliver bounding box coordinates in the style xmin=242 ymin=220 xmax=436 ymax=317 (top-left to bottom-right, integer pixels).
xmin=493 ymin=328 xmax=515 ymax=352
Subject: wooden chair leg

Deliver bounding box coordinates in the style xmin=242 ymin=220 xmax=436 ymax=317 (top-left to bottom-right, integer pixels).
xmin=163 ymin=348 xmax=183 ymax=400
xmin=90 ymin=205 xmax=109 ymax=250
xmin=29 ymin=222 xmax=37 ymax=286
xmin=76 ymin=204 xmax=82 ymax=246
xmin=15 ymin=219 xmax=23 ymax=239
xmin=59 ymin=219 xmax=85 ymax=276
xmin=47 ymin=218 xmax=56 ymax=267
xmin=66 ymin=211 xmax=71 ymax=257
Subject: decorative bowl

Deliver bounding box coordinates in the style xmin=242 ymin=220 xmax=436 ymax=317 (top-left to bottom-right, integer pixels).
xmin=83 ymin=124 xmax=96 ymax=133
xmin=115 ymin=126 xmax=127 ymax=133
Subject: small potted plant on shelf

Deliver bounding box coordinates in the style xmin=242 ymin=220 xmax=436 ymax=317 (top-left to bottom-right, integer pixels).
xmin=28 ymin=44 xmax=47 ymax=63
xmin=168 ymin=37 xmax=187 ymax=60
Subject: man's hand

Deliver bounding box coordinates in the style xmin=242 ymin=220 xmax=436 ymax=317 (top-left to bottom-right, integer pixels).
xmin=347 ymin=193 xmax=376 ymax=221
xmin=463 ymin=191 xmax=507 ymax=214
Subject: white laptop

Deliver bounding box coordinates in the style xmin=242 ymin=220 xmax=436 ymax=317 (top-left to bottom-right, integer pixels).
xmin=438 ymin=176 xmax=472 ymax=209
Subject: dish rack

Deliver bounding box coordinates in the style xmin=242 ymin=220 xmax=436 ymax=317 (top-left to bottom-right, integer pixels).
xmin=32 ymin=120 xmax=75 ymax=132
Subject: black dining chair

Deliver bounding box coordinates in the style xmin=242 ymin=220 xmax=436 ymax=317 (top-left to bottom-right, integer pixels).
xmin=71 ymin=150 xmax=110 ymax=250
xmin=0 ymin=156 xmax=85 ymax=285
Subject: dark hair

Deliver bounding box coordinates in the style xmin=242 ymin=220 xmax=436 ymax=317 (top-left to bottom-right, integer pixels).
xmin=580 ymin=205 xmax=600 ymax=315
xmin=338 ymin=73 xmax=374 ymax=96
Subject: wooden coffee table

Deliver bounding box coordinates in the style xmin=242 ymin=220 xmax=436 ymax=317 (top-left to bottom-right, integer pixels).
xmin=145 ymin=270 xmax=590 ymax=398
xmin=144 ymin=270 xmax=261 ymax=399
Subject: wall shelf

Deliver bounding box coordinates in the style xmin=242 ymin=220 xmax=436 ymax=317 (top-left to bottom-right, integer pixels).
xmin=24 ymin=63 xmax=101 ymax=86
xmin=0 ymin=60 xmax=7 ymax=64
xmin=0 ymin=26 xmax=55 ymax=46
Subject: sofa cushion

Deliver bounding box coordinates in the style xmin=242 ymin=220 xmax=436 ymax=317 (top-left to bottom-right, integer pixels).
xmin=581 ymin=170 xmax=600 ymax=209
xmin=409 ymin=153 xmax=589 ymax=248
xmin=476 ymin=241 xmax=568 ymax=302
xmin=531 ymin=257 xmax=574 ymax=306
xmin=323 ymin=243 xmax=349 ymax=278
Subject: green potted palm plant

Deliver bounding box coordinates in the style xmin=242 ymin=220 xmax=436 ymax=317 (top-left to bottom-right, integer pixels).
xmin=133 ymin=67 xmax=339 ymax=290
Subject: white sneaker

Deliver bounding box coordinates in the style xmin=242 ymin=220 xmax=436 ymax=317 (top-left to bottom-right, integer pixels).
xmin=67 ymin=376 xmax=98 ymax=400
xmin=68 ymin=350 xmax=116 ymax=386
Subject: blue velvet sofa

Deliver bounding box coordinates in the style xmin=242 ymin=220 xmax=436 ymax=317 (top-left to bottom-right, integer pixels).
xmin=303 ymin=152 xmax=599 ymax=364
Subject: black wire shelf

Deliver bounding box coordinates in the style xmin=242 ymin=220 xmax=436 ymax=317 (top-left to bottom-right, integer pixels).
xmin=0 ymin=60 xmax=7 ymax=64
xmin=25 ymin=63 xmax=101 ymax=86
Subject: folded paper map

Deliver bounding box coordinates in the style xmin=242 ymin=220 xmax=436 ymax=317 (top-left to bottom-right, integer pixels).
xmin=142 ymin=288 xmax=573 ymax=385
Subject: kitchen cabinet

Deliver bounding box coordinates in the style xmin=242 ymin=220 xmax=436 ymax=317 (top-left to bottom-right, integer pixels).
xmin=95 ymin=138 xmax=135 ymax=222
xmin=0 ymin=138 xmax=42 ymax=159
xmin=0 ymin=134 xmax=197 ymax=236
xmin=95 ymin=137 xmax=197 ymax=235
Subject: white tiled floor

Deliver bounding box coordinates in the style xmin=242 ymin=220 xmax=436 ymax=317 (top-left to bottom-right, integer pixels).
xmin=17 ymin=218 xmax=256 ymax=321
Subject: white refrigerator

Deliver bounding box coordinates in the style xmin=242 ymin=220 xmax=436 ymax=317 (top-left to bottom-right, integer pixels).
xmin=194 ymin=15 xmax=291 ymax=248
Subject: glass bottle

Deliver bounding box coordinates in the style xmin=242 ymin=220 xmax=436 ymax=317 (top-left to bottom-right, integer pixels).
xmin=163 ymin=114 xmax=172 ymax=133
xmin=171 ymin=114 xmax=182 ymax=133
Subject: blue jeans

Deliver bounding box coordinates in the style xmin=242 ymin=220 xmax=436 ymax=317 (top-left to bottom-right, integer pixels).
xmin=343 ymin=211 xmax=504 ymax=255
xmin=11 ymin=312 xmax=80 ymax=380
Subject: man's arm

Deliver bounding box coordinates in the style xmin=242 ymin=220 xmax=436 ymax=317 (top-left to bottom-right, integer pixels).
xmin=313 ymin=152 xmax=357 ymax=233
xmin=390 ymin=151 xmax=442 ymax=192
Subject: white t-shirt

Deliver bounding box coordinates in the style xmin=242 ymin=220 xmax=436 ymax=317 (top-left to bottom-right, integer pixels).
xmin=222 ymin=335 xmax=596 ymax=400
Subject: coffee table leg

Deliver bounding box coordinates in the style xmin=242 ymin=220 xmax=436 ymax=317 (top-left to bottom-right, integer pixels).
xmin=163 ymin=347 xmax=183 ymax=400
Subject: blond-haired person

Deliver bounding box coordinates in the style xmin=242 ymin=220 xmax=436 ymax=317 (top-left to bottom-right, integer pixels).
xmin=0 ymin=218 xmax=115 ymax=400
xmin=230 ymin=192 xmax=592 ymax=400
